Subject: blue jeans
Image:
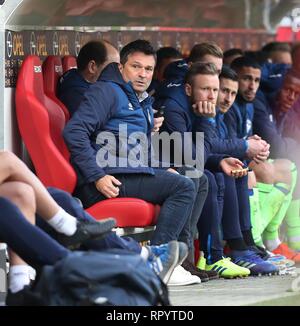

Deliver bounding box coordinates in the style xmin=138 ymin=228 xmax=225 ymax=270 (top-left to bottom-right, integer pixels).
xmin=74 ymin=169 xmax=196 ymax=248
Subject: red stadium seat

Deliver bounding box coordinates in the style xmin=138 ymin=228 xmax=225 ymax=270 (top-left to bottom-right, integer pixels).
xmin=42 ymin=56 xmax=70 ymax=121
xmin=15 ymin=55 xmax=158 ymax=227
xmin=62 ymin=55 xmax=77 ymax=73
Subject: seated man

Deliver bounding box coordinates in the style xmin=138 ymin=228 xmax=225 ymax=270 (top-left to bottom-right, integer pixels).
xmin=228 ymin=56 xmax=300 ymax=261
xmin=58 ymin=40 xmax=120 ymax=117
xmin=0 ymin=151 xmax=186 ymax=304
xmin=63 ymin=40 xmax=203 ymax=285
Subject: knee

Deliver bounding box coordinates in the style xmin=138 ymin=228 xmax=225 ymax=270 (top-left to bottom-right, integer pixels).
xmin=251 ymin=162 xmax=275 ymax=184
xmin=6 ymin=182 xmax=36 ymax=213
xmin=178 ymin=175 xmax=196 ymax=195
xmin=0 ymin=151 xmax=17 ymax=174
xmin=0 ymin=150 xmax=17 ymax=163
xmin=274 ymin=159 xmax=293 ymax=173
xmin=273 ymin=159 xmax=293 ymax=185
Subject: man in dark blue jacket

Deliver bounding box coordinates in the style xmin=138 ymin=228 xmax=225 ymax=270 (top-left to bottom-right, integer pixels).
xmin=229 ymin=56 xmax=300 ymax=261
xmin=186 ymin=63 xmax=276 ymax=276
xmin=255 ymin=70 xmax=300 ymax=253
xmin=58 ymin=40 xmax=120 ymax=117
xmin=63 ymin=40 xmax=204 ymax=285
xmin=155 ymin=55 xmax=268 ymax=277
xmin=154 ymin=42 xmax=273 ymax=274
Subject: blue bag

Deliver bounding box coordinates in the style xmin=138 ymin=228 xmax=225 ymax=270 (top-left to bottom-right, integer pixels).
xmin=27 ymin=249 xmax=170 ymax=306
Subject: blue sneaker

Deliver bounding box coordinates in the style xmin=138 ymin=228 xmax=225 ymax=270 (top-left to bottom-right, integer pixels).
xmin=147 ymin=241 xmax=180 ymax=283
xmin=230 ymin=249 xmax=279 ymax=276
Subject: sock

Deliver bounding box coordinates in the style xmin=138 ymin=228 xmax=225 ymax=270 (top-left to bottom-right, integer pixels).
xmin=242 ymin=229 xmax=256 ymax=247
xmin=227 ymin=238 xmax=248 ymax=251
xmin=197 ymin=252 xmax=206 ymax=269
xmin=286 ymin=199 xmax=300 ymax=249
xmin=263 ymin=182 xmax=291 ymax=242
xmin=283 ymin=164 xmax=300 ymax=246
xmin=9 ymin=265 xmax=30 ymax=293
xmin=47 ymin=208 xmax=77 ymax=236
xmin=257 ymin=183 xmax=286 ymax=234
xmin=264 ymin=238 xmax=281 ymax=252
xmin=249 ymin=187 xmax=264 ymax=246
xmin=140 ymin=246 xmax=150 ymax=261
xmin=209 ymin=250 xmax=224 ymax=265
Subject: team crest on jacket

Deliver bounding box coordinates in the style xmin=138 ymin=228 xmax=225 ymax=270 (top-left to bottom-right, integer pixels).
xmin=128 ymin=102 xmax=134 ymax=110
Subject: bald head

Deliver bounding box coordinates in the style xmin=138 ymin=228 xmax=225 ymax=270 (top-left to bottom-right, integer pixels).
xmin=104 ymin=40 xmax=120 ymax=66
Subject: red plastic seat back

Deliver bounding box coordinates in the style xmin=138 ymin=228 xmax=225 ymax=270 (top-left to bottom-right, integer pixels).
xmin=62 ymin=55 xmax=77 ymax=73
xmin=42 ymin=56 xmax=70 ymax=121
xmin=15 ymin=55 xmax=76 ymax=193
xmin=16 ymin=56 xmax=159 ymax=228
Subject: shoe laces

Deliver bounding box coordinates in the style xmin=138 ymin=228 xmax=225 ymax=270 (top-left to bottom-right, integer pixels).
xmin=234 ymin=251 xmax=264 ymax=264
xmin=148 ymin=256 xmax=163 ymax=275
xmin=148 ymin=243 xmax=167 ymax=256
xmin=220 ymin=257 xmax=232 ymax=263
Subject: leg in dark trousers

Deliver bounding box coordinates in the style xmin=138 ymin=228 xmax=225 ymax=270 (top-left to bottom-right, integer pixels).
xmin=197 ymin=170 xmax=224 ymax=264
xmin=0 ymin=197 xmax=69 ymax=268
xmin=222 ymin=175 xmax=248 ymax=250
xmin=74 ymin=169 xmax=196 ymax=249
xmin=176 ymin=167 xmax=208 ymax=262
xmin=235 ymin=175 xmax=255 ymax=246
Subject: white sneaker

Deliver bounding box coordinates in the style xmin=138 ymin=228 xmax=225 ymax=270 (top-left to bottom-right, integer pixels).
xmin=167 ymin=265 xmax=201 ymax=286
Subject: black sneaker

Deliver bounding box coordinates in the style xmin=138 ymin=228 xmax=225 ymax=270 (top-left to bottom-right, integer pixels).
xmin=203 ymin=269 xmax=219 ymax=280
xmin=249 ymin=245 xmax=270 ymax=260
xmin=182 ymin=259 xmax=210 ymax=282
xmin=5 ymin=285 xmax=32 ymax=306
xmin=56 ymin=218 xmax=116 ymax=250
xmin=6 ymin=284 xmax=46 ymax=306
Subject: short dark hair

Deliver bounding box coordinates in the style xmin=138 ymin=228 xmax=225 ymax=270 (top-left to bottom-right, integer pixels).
xmin=219 ymin=65 xmax=238 ymax=82
xmin=77 ymin=41 xmax=107 ymax=71
xmin=120 ymin=39 xmax=156 ymax=65
xmin=231 ymin=56 xmax=261 ymax=72
xmin=185 ymin=62 xmax=219 ymax=85
xmin=284 ymin=68 xmax=300 ymax=82
xmin=156 ymin=46 xmax=182 ymax=69
xmin=243 ymin=50 xmax=269 ymax=65
xmin=261 ymin=41 xmax=291 ymax=55
xmin=188 ymin=42 xmax=223 ymax=63
xmin=223 ymin=48 xmax=244 ymax=59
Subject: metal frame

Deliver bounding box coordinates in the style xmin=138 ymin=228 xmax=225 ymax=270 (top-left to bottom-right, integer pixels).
xmin=0 ymin=0 xmax=23 ymax=149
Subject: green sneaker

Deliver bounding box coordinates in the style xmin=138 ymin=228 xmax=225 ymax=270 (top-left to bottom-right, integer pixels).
xmin=196 ymin=256 xmax=206 ymax=270
xmin=205 ymin=257 xmax=250 ymax=278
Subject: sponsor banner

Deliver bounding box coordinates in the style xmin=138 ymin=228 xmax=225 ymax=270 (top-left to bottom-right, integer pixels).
xmin=5 ymin=28 xmax=273 ymax=88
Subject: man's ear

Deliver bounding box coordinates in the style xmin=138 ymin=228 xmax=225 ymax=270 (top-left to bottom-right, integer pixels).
xmin=185 ymin=83 xmax=192 ymax=97
xmin=88 ymin=60 xmax=96 ymax=74
xmin=118 ymin=63 xmax=123 ymax=73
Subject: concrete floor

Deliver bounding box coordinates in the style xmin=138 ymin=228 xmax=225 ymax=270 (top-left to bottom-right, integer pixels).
xmin=169 ymin=272 xmax=300 ymax=306
xmin=1 ymin=267 xmax=300 ymax=306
